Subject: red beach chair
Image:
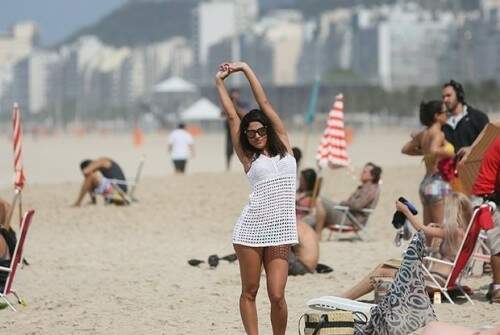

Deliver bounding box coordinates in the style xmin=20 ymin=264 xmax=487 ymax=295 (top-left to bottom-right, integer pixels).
xmin=423 ymin=203 xmax=495 ymax=304
xmin=0 ymin=210 xmax=35 ymax=311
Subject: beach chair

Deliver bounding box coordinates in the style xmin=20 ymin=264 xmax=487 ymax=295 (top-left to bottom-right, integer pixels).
xmin=296 ymin=176 xmax=323 ymax=218
xmin=307 ymin=296 xmax=375 ymax=320
xmin=423 ymin=202 xmax=495 ymax=304
xmin=326 ymin=187 xmax=380 ymax=241
xmin=108 ymin=156 xmax=145 ymax=205
xmin=0 ymin=210 xmax=34 ymax=311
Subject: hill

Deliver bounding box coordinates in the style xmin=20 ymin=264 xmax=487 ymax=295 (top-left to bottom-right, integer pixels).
xmin=57 ymin=0 xmax=199 ymax=48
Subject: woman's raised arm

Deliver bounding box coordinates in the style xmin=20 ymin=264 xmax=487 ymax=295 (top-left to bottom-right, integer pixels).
xmin=215 ymin=67 xmax=251 ymax=169
xmin=227 ymin=62 xmax=292 ymax=154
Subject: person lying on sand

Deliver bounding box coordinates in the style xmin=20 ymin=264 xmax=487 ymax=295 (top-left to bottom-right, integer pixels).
xmin=72 ymin=157 xmax=127 ymax=207
xmin=288 ymin=222 xmax=319 ymax=275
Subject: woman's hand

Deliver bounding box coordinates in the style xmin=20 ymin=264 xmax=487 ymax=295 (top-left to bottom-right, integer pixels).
xmin=226 ymin=61 xmax=247 ymax=73
xmin=395 ymin=200 xmax=412 ymax=217
xmin=215 ymin=64 xmax=230 ymax=81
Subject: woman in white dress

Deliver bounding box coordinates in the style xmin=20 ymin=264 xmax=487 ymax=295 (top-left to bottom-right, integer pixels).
xmin=215 ymin=62 xmax=298 ymax=335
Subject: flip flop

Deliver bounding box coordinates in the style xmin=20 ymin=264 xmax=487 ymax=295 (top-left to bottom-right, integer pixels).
xmin=188 ymin=259 xmax=205 ymax=266
xmin=208 ymin=254 xmax=219 ymax=268
xmin=316 ymin=263 xmax=334 ymax=274
xmin=220 ymin=253 xmax=237 ymax=263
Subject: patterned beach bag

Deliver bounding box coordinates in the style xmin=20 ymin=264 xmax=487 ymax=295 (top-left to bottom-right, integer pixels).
xmin=299 ymin=311 xmax=355 ymax=335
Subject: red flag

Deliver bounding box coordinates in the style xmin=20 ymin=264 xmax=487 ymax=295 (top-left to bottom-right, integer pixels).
xmin=12 ymin=103 xmax=25 ymax=190
xmin=316 ymin=94 xmax=350 ymax=169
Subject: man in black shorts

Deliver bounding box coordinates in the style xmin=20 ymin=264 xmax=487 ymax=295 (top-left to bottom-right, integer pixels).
xmin=72 ymin=157 xmax=127 ymax=206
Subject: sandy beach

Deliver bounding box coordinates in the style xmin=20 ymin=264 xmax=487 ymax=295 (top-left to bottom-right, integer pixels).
xmin=0 ymin=128 xmax=498 ymax=334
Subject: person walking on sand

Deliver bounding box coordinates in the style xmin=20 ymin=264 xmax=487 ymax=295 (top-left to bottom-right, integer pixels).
xmin=215 ymin=61 xmax=298 ymax=335
xmin=168 ymin=123 xmax=194 ymax=174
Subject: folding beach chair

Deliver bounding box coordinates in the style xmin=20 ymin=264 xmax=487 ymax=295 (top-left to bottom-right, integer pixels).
xmin=296 ymin=176 xmax=323 ymax=218
xmin=108 ymin=156 xmax=145 ymax=205
xmin=423 ymin=202 xmax=495 ymax=304
xmin=326 ymin=187 xmax=381 ymax=241
xmin=0 ymin=210 xmax=34 ymax=311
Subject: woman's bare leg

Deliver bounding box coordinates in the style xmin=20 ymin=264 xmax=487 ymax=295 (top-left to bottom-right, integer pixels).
xmin=263 ymin=245 xmax=290 ymax=335
xmin=341 ymin=264 xmax=397 ymax=300
xmin=234 ymin=244 xmax=263 ymax=335
xmin=423 ymin=321 xmax=500 ymax=335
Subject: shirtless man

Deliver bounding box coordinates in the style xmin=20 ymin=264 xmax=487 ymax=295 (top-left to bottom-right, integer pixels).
xmin=72 ymin=157 xmax=127 ymax=207
xmin=288 ymin=222 xmax=319 ymax=275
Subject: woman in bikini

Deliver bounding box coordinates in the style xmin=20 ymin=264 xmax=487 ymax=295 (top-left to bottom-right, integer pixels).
xmin=402 ymin=100 xmax=455 ymax=227
xmin=215 ymin=62 xmax=298 ymax=335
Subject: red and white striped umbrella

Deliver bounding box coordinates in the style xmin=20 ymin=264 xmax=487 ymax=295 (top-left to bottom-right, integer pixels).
xmin=316 ymin=94 xmax=350 ymax=169
xmin=12 ymin=103 xmax=26 ymax=191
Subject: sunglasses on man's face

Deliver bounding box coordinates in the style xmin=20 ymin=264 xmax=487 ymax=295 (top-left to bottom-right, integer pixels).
xmin=245 ymin=126 xmax=267 ymax=139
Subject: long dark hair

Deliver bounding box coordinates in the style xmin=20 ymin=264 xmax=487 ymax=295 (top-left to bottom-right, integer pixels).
xmin=239 ymin=109 xmax=288 ymax=159
xmin=419 ymin=100 xmax=443 ymax=127
xmin=300 ymin=168 xmax=317 ymax=193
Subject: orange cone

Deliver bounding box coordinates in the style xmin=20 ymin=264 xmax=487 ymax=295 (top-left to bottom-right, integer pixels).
xmin=133 ymin=126 xmax=144 ymax=147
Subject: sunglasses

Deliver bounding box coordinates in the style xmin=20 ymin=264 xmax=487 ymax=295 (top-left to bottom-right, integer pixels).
xmin=245 ymin=126 xmax=267 ymax=139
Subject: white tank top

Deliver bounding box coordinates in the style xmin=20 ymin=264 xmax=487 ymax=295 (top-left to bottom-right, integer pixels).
xmin=232 ymin=153 xmax=298 ymax=247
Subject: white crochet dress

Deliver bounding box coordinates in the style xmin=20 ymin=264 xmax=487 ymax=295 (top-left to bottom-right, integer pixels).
xmin=232 ymin=153 xmax=298 ymax=247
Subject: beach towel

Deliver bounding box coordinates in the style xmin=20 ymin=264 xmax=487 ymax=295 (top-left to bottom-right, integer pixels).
xmin=355 ymin=230 xmax=436 ymax=335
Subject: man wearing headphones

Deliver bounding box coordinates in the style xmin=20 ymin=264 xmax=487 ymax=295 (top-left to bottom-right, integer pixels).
xmin=441 ymin=80 xmax=489 ymax=162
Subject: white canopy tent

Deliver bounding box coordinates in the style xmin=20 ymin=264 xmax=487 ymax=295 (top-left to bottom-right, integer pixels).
xmin=180 ymin=98 xmax=222 ymax=121
xmin=153 ymin=76 xmax=197 ymax=93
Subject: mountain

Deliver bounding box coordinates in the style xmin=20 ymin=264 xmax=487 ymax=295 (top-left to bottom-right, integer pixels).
xmin=57 ymin=0 xmax=200 ymax=48
xmin=58 ymin=0 xmax=481 ymax=48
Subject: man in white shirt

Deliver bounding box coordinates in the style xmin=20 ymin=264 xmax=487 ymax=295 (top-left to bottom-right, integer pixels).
xmin=168 ymin=123 xmax=194 ymax=174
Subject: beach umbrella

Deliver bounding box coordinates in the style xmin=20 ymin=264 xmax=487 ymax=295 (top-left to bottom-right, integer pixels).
xmin=12 ymin=103 xmax=26 ymax=191
xmin=5 ymin=103 xmax=26 ymax=228
xmin=458 ymin=120 xmax=500 ymax=194
xmin=316 ymin=94 xmax=350 ymax=169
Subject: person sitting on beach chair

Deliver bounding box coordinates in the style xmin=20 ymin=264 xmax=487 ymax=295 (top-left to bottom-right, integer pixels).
xmin=0 ymin=197 xmax=16 ymax=292
xmin=303 ymin=162 xmax=382 ymax=239
xmin=72 ymin=157 xmax=127 ymax=207
xmin=289 ymin=222 xmax=319 ymax=276
xmin=340 ymin=193 xmax=472 ymax=301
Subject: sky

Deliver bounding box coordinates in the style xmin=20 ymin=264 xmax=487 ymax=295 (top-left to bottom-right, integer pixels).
xmin=0 ymin=0 xmax=128 ymax=46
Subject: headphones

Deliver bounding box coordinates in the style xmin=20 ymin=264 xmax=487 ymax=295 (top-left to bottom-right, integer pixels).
xmin=444 ymin=79 xmax=465 ymax=104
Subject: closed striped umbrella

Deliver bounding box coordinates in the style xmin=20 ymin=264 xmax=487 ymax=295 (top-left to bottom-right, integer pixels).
xmin=12 ymin=103 xmax=26 ymax=191
xmin=316 ymin=94 xmax=350 ymax=168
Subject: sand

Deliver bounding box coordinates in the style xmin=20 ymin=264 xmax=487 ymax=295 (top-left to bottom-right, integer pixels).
xmin=0 ymin=128 xmax=498 ymax=334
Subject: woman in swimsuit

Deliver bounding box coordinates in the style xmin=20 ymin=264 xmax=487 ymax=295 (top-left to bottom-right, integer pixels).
xmin=402 ymin=100 xmax=455 ymax=227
